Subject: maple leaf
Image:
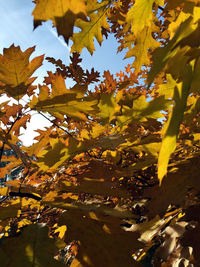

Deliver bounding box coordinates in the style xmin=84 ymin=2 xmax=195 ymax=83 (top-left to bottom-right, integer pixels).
xmin=0 ymin=101 xmax=8 ymax=119
xmin=97 ymin=92 xmax=121 ymax=125
xmin=126 ymin=0 xmax=164 ymax=36
xmin=124 ymin=24 xmax=160 ymax=73
xmin=0 ymin=45 xmax=43 ymax=99
xmin=0 ymin=103 xmax=23 ymax=126
xmin=117 ymin=95 xmax=171 ymax=126
xmin=71 ymin=0 xmax=110 ymax=54
xmin=32 ymin=0 xmax=87 ymax=44
xmin=11 ymin=114 xmax=31 ymax=136
xmin=36 ymin=137 xmax=85 ymax=171
xmin=29 ymin=73 xmax=98 ymax=121
xmin=79 ymin=123 xmax=106 ymax=140
xmin=2 ymin=2 xmax=200 ymax=266
xmin=148 ymin=11 xmax=200 ymax=85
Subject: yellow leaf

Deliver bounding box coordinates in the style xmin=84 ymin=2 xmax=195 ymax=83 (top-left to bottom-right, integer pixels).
xmin=32 ymin=0 xmax=87 ymax=43
xmin=97 ymin=92 xmax=121 ymax=125
xmin=148 ymin=15 xmax=197 ymax=85
xmin=125 ymin=24 xmax=160 ymax=73
xmin=30 ymin=74 xmax=98 ymax=121
xmin=54 ymin=225 xmax=67 ymax=239
xmin=158 ymin=74 xmax=177 ymax=99
xmin=126 ymin=0 xmax=164 ymax=36
xmin=0 ymin=187 xmax=9 ymax=196
xmin=18 ymin=219 xmax=32 ymax=228
xmin=168 ymin=12 xmax=191 ymax=39
xmin=0 ymin=45 xmax=43 ymax=99
xmin=118 ymin=95 xmax=171 ymax=125
xmin=158 ymin=73 xmax=192 ymax=183
xmin=71 ymin=0 xmax=110 ymax=54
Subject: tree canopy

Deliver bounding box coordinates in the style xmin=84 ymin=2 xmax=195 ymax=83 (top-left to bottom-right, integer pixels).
xmin=1 ymin=0 xmax=200 ymax=266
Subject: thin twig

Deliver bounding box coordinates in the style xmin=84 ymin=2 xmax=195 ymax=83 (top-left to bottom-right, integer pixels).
xmin=0 ymin=114 xmax=21 ymax=162
xmin=37 ymin=111 xmax=74 ymax=138
xmin=0 ymin=143 xmax=5 ymax=162
xmin=21 ymin=98 xmax=74 ymax=138
xmin=19 ymin=169 xmax=29 ymax=193
xmin=9 ymin=191 xmax=41 ymax=201
xmin=158 ymin=6 xmax=164 ymax=11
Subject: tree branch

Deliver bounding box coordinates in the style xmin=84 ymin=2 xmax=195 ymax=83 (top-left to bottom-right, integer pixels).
xmin=158 ymin=6 xmax=164 ymax=11
xmin=9 ymin=191 xmax=42 ymax=201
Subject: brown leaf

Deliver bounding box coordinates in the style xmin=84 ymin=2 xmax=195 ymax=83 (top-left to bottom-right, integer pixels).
xmin=57 ymin=160 xmax=131 ymax=198
xmin=144 ymin=154 xmax=200 ymax=218
xmin=59 ymin=210 xmax=142 ymax=267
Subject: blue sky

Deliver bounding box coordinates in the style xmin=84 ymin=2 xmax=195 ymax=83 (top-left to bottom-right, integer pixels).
xmin=0 ymin=0 xmax=133 ymax=145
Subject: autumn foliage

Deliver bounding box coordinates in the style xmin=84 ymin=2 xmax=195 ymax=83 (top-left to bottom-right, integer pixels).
xmin=1 ymin=0 xmax=200 ymax=266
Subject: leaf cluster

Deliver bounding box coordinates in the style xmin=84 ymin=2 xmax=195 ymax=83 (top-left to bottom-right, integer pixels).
xmin=1 ymin=0 xmax=200 ymax=266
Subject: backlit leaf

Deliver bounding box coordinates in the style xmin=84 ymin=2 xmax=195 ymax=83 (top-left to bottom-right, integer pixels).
xmin=118 ymin=95 xmax=171 ymax=126
xmin=0 ymin=45 xmax=43 ymax=99
xmin=32 ymin=0 xmax=87 ymax=44
xmin=148 ymin=16 xmax=196 ymax=85
xmin=158 ymin=73 xmax=192 ymax=183
xmin=126 ymin=0 xmax=164 ymax=36
xmin=71 ymin=0 xmax=110 ymax=54
xmin=125 ymin=24 xmax=160 ymax=73
xmin=54 ymin=225 xmax=67 ymax=239
xmin=30 ymin=74 xmax=97 ymax=121
xmin=97 ymin=92 xmax=121 ymax=125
